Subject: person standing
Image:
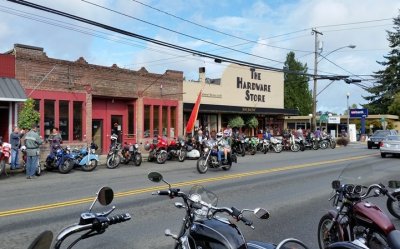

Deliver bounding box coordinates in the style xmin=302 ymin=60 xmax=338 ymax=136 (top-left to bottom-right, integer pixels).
xmin=9 ymin=127 xmax=24 ymax=170
xmin=24 ymin=124 xmax=43 ymax=179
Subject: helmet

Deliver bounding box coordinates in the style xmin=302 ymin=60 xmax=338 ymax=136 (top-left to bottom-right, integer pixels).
xmin=216 ymin=132 xmax=223 ymax=141
xmin=110 ymin=134 xmax=118 ymax=141
xmin=144 ymin=143 xmax=151 ymax=151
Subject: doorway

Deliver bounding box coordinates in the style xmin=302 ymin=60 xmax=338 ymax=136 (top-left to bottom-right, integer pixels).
xmin=92 ymin=119 xmax=103 ymax=153
xmin=0 ymin=108 xmax=9 ymax=142
xmin=111 ymin=115 xmax=123 ymax=143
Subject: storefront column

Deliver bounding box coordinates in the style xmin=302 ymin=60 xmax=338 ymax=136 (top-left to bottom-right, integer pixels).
xmin=68 ymin=101 xmax=73 ymax=142
xmin=85 ymin=92 xmax=92 ymax=143
xmin=136 ymin=97 xmax=143 ymax=139
xmin=178 ymin=100 xmax=183 ymax=137
xmin=218 ymin=113 xmax=222 ymax=132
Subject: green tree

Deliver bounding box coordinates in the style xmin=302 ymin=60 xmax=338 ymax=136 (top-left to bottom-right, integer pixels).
xmin=363 ymin=12 xmax=400 ymax=114
xmin=228 ymin=116 xmax=245 ymax=128
xmin=18 ymin=98 xmax=40 ymax=130
xmin=388 ymin=92 xmax=400 ymax=116
xmin=284 ymin=51 xmax=312 ymax=115
xmin=246 ymin=116 xmax=258 ymax=129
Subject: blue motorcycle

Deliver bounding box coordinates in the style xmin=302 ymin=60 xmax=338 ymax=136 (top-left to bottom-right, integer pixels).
xmin=66 ymin=143 xmax=99 ymax=172
xmin=45 ymin=144 xmax=74 ymax=174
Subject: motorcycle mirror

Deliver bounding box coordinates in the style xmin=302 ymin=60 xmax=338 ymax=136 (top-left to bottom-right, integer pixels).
xmin=88 ymin=186 xmax=114 ymax=212
xmin=388 ymin=180 xmax=400 ymax=188
xmin=98 ymin=186 xmax=114 ymax=206
xmin=254 ymin=208 xmax=270 ymax=220
xmin=332 ymin=180 xmax=341 ymax=190
xmin=148 ymin=172 xmax=163 ymax=183
xmin=27 ymin=230 xmax=53 ymax=249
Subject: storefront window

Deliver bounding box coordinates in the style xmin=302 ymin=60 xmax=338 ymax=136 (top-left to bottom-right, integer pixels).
xmin=34 ymin=99 xmax=40 ymax=112
xmin=154 ymin=105 xmax=159 ymax=137
xmin=209 ymin=115 xmax=218 ymax=133
xmin=162 ymin=106 xmax=168 ymax=136
xmin=73 ymin=102 xmax=82 ymax=140
xmin=59 ymin=101 xmax=69 ymax=140
xmin=44 ymin=100 xmax=55 ymax=140
xmin=128 ymin=104 xmax=134 ymax=138
xmin=170 ymin=106 xmax=176 ymax=138
xmin=144 ymin=105 xmax=151 ymax=138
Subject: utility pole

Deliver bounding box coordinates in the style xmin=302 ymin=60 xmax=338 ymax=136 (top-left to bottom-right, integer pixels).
xmin=311 ymin=28 xmax=323 ymax=131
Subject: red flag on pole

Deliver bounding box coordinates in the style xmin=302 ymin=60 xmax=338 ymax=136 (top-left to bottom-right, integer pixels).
xmin=185 ymin=89 xmax=203 ymax=134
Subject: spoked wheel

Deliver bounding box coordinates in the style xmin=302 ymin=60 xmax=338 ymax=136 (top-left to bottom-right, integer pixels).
xmin=196 ymin=157 xmax=208 ymax=174
xmin=291 ymin=144 xmax=300 ymax=152
xmin=59 ymin=160 xmax=73 ymax=174
xmin=241 ymin=145 xmax=246 ymax=157
xmin=273 ymin=145 xmax=282 ymax=153
xmin=320 ymin=141 xmax=329 ymax=149
xmin=317 ymin=214 xmax=342 ymax=249
xmin=222 ymin=160 xmax=232 ymax=171
xmin=134 ymin=153 xmax=142 ymax=166
xmin=81 ymin=159 xmax=98 ymax=172
xmin=156 ymin=151 xmax=168 ymax=164
xmin=0 ymin=160 xmax=6 ymax=176
xmin=178 ymin=150 xmax=186 ymax=162
xmin=123 ymin=153 xmax=131 ymax=165
xmin=106 ymin=154 xmax=121 ymax=169
xmin=313 ymin=142 xmax=319 ymax=150
xmin=330 ymin=141 xmax=336 ymax=149
xmin=250 ymin=147 xmax=256 ymax=155
xmin=387 ymin=191 xmax=400 ymax=219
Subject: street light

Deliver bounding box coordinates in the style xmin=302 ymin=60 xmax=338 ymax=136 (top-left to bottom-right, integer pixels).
xmin=312 ymin=44 xmax=356 ymax=131
xmin=347 ymin=92 xmax=350 ymax=133
xmin=308 ymin=114 xmax=313 ymax=130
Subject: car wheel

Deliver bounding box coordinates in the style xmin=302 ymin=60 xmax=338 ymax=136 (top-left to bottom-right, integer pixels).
xmin=368 ymin=144 xmax=372 ymax=149
xmin=381 ymin=153 xmax=386 ymax=158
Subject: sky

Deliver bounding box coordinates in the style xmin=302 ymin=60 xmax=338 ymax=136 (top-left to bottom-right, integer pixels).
xmin=1 ymin=0 xmax=399 ymax=115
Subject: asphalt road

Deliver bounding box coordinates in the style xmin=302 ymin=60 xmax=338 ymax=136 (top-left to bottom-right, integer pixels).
xmin=1 ymin=144 xmax=400 ymax=249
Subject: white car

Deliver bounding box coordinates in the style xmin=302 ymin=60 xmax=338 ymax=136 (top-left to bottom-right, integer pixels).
xmin=380 ymin=135 xmax=400 ymax=158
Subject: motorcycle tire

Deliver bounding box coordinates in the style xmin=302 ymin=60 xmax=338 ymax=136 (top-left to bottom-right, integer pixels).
xmin=196 ymin=157 xmax=208 ymax=174
xmin=387 ymin=191 xmax=400 ymax=219
xmin=300 ymin=144 xmax=305 ymax=151
xmin=313 ymin=142 xmax=319 ymax=150
xmin=106 ymin=154 xmax=121 ymax=169
xmin=273 ymin=145 xmax=282 ymax=153
xmin=133 ymin=153 xmax=142 ymax=166
xmin=291 ymin=144 xmax=300 ymax=152
xmin=35 ymin=162 xmax=42 ymax=176
xmin=59 ymin=160 xmax=73 ymax=174
xmin=178 ymin=150 xmax=186 ymax=162
xmin=263 ymin=147 xmax=268 ymax=154
xmin=156 ymin=151 xmax=168 ymax=164
xmin=81 ymin=159 xmax=98 ymax=172
xmin=317 ymin=214 xmax=342 ymax=249
xmin=123 ymin=154 xmax=131 ymax=165
xmin=222 ymin=163 xmax=231 ymax=171
xmin=241 ymin=145 xmax=246 ymax=157
xmin=250 ymin=147 xmax=256 ymax=155
xmin=330 ymin=141 xmax=336 ymax=149
xmin=0 ymin=160 xmax=5 ymax=176
xmin=320 ymin=141 xmax=329 ymax=149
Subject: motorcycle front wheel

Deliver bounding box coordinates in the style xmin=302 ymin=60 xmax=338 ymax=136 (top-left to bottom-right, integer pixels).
xmin=291 ymin=144 xmax=300 ymax=152
xmin=313 ymin=142 xmax=319 ymax=150
xmin=273 ymin=145 xmax=282 ymax=153
xmin=196 ymin=157 xmax=208 ymax=174
xmin=59 ymin=160 xmax=73 ymax=174
xmin=178 ymin=150 xmax=186 ymax=162
xmin=134 ymin=153 xmax=142 ymax=166
xmin=387 ymin=191 xmax=400 ymax=219
xmin=81 ymin=159 xmax=98 ymax=172
xmin=330 ymin=141 xmax=336 ymax=149
xmin=317 ymin=214 xmax=342 ymax=249
xmin=320 ymin=141 xmax=329 ymax=149
xmin=250 ymin=147 xmax=256 ymax=155
xmin=0 ymin=159 xmax=5 ymax=176
xmin=106 ymin=154 xmax=121 ymax=169
xmin=156 ymin=151 xmax=168 ymax=164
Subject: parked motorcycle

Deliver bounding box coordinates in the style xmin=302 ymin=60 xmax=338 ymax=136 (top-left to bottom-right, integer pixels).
xmin=67 ymin=142 xmax=99 ymax=171
xmin=317 ymin=163 xmax=399 ymax=249
xmin=167 ymin=137 xmax=186 ymax=162
xmin=231 ymin=135 xmax=246 ymax=157
xmin=290 ymin=134 xmax=301 ymax=152
xmin=27 ymin=186 xmax=131 ymax=249
xmin=246 ymin=137 xmax=258 ymax=155
xmin=185 ymin=140 xmax=201 ymax=159
xmin=196 ymin=139 xmax=237 ymax=174
xmin=148 ymin=171 xmax=311 ymax=249
xmin=106 ymin=134 xmax=122 ymax=169
xmin=269 ymin=137 xmax=283 ymax=153
xmin=322 ymin=134 xmax=337 ymax=149
xmin=120 ymin=142 xmax=142 ymax=166
xmin=45 ymin=144 xmax=73 ymax=174
xmin=0 ymin=142 xmax=11 ymax=176
xmin=257 ymin=138 xmax=269 ymax=154
xmin=144 ymin=136 xmax=168 ymax=164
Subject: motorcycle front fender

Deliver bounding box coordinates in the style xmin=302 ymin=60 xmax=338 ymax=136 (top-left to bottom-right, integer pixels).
xmin=79 ymin=154 xmax=99 ymax=165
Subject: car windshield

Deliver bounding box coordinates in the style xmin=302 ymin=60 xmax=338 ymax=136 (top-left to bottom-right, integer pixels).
xmin=373 ymin=130 xmax=390 ymax=136
xmin=387 ymin=135 xmax=400 ymax=141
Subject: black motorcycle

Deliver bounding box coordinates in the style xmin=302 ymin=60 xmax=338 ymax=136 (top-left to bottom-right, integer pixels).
xmin=148 ymin=172 xmax=374 ymax=249
xmin=167 ymin=137 xmax=187 ymax=162
xmin=196 ymin=139 xmax=237 ymax=174
xmin=231 ymin=135 xmax=246 ymax=157
xmin=120 ymin=142 xmax=142 ymax=166
xmin=27 ymin=186 xmax=131 ymax=249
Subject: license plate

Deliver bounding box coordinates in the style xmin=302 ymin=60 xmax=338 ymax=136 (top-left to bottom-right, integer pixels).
xmin=374 ymin=142 xmax=379 ymax=144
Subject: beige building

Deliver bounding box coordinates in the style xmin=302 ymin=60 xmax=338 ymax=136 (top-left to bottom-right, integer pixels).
xmin=183 ymin=64 xmax=298 ymax=135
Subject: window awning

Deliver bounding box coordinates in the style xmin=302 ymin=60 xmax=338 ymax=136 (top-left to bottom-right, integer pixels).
xmin=0 ymin=77 xmax=27 ymax=102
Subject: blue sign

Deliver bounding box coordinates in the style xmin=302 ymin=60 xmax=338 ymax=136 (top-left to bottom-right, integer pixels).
xmin=350 ymin=108 xmax=368 ymax=118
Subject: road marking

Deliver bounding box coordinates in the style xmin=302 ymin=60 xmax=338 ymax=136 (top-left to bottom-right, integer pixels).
xmin=0 ymin=154 xmax=375 ymax=217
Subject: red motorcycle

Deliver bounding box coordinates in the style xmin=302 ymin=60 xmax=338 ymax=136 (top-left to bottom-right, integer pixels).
xmin=0 ymin=142 xmax=11 ymax=176
xmin=318 ymin=164 xmax=400 ymax=249
xmin=144 ymin=136 xmax=168 ymax=164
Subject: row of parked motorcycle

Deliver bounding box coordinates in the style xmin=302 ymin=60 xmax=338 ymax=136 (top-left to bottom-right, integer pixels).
xmin=27 ymin=169 xmax=400 ymax=249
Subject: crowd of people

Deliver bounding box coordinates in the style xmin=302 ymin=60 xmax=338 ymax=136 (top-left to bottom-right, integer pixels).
xmin=0 ymin=124 xmax=62 ymax=180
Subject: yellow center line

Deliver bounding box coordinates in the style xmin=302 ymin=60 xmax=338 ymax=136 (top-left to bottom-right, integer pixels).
xmin=0 ymin=153 xmax=374 ymax=217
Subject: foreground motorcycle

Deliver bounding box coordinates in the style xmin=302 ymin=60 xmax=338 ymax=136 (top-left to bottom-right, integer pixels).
xmin=317 ymin=164 xmax=400 ymax=249
xmin=385 ymin=180 xmax=400 ymax=219
xmin=28 ymin=186 xmax=131 ymax=249
xmin=196 ymin=139 xmax=237 ymax=174
xmin=148 ymin=172 xmax=310 ymax=249
xmin=120 ymin=142 xmax=142 ymax=166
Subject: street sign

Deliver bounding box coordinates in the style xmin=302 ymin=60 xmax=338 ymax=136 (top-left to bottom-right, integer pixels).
xmin=320 ymin=114 xmax=328 ymax=122
xmin=350 ymin=108 xmax=368 ymax=118
xmin=328 ymin=116 xmax=340 ymax=124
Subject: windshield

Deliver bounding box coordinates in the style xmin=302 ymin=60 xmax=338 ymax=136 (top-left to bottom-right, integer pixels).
xmin=373 ymin=130 xmax=390 ymax=137
xmin=188 ymin=185 xmax=218 ymax=206
xmin=387 ymin=135 xmax=400 ymax=141
xmin=336 ymin=162 xmax=375 ymax=186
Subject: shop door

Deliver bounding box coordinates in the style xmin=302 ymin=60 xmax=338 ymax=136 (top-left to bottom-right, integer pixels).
xmin=0 ymin=108 xmax=9 ymax=142
xmin=111 ymin=115 xmax=123 ymax=143
xmin=92 ymin=120 xmax=103 ymax=153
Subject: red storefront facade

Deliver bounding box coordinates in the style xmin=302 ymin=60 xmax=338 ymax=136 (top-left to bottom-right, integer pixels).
xmin=4 ymin=44 xmax=183 ymax=154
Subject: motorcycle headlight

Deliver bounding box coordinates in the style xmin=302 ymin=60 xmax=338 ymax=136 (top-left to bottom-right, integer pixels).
xmin=135 ymin=144 xmax=139 ymax=149
xmin=204 ymin=147 xmax=209 ymax=153
xmin=181 ymin=141 xmax=185 ymax=146
xmin=91 ymin=149 xmax=96 ymax=154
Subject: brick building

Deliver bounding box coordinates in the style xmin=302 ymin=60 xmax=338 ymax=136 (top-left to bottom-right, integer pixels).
xmin=2 ymin=44 xmax=183 ymax=153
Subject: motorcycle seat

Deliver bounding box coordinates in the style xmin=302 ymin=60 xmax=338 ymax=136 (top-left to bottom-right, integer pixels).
xmin=388 ymin=230 xmax=400 ymax=249
xmin=247 ymin=241 xmax=276 ymax=249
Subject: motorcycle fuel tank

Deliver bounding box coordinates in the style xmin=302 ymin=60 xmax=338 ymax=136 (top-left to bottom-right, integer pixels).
xmin=190 ymin=217 xmax=247 ymax=249
xmin=353 ymin=202 xmax=395 ymax=235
